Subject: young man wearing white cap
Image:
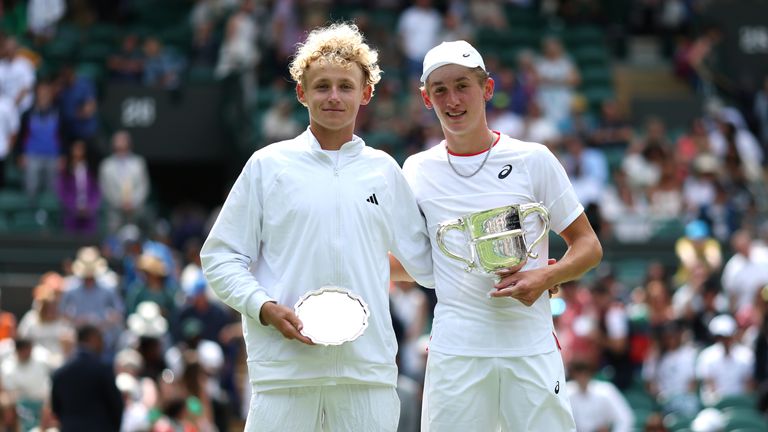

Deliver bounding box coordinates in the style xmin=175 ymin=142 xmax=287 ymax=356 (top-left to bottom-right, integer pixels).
xmin=401 ymin=40 xmax=602 ymax=431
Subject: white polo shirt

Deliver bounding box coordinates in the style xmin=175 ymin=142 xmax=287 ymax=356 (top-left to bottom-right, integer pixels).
xmin=0 ymin=95 xmax=19 ymax=159
xmin=403 ymin=133 xmax=583 ymax=357
xmin=567 ymin=379 xmax=634 ymax=432
xmin=696 ymin=342 xmax=754 ymax=404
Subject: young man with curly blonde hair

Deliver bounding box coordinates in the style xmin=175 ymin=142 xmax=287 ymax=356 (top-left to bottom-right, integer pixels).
xmin=201 ymin=23 xmax=434 ymax=431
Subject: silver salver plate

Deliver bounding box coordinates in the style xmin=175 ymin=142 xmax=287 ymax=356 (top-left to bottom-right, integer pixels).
xmin=294 ymin=286 xmax=370 ymax=346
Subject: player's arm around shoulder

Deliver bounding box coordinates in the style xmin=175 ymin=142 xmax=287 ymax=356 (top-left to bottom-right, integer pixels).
xmin=492 ymin=213 xmax=602 ymax=305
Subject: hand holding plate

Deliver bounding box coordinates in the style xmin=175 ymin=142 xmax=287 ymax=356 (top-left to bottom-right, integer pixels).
xmin=260 ymin=302 xmax=315 ymax=345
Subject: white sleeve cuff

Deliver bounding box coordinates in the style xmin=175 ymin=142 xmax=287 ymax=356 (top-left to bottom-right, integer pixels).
xmin=246 ymin=290 xmax=277 ymax=325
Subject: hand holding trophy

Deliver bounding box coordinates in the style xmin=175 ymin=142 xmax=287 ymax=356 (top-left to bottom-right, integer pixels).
xmin=436 ymin=202 xmax=550 ymax=275
xmin=436 ymin=202 xmax=553 ymax=306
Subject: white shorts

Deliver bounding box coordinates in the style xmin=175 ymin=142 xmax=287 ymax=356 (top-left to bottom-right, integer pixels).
xmin=422 ymin=350 xmax=576 ymax=432
xmin=246 ymin=384 xmax=400 ymax=432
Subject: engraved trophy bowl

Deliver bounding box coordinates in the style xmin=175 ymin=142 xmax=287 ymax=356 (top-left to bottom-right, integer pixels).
xmin=436 ymin=203 xmax=550 ymax=274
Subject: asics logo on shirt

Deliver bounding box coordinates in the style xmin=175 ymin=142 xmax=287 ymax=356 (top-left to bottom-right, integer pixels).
xmin=366 ymin=194 xmax=379 ymax=205
xmin=498 ymin=164 xmax=513 ymax=179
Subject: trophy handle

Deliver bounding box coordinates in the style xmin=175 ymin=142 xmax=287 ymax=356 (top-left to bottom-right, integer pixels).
xmin=519 ymin=203 xmax=550 ymax=259
xmin=436 ymin=219 xmax=474 ymax=271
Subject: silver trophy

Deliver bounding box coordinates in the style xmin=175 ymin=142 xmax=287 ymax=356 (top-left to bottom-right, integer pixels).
xmin=436 ymin=203 xmax=550 ymax=274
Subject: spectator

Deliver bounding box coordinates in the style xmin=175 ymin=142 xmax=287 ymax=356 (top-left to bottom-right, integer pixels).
xmin=164 ymin=321 xmax=226 ymax=431
xmin=505 ymin=99 xmax=561 ymax=148
xmin=26 ymin=0 xmax=66 ymax=44
xmin=59 ymin=247 xmax=125 ymax=357
xmin=98 ymin=130 xmax=150 ymax=233
xmin=17 ymin=81 xmax=64 ymax=204
xmin=215 ymin=0 xmax=260 ymax=103
xmin=535 ymin=36 xmax=580 ymax=126
xmin=51 ymin=325 xmax=124 ymax=432
xmin=190 ymin=18 xmax=218 ymax=67
xmin=560 ymin=134 xmax=608 ymax=212
xmin=674 ymin=219 xmax=722 ymax=286
xmin=708 ymin=117 xmax=763 ymax=184
xmin=261 ymin=98 xmax=303 ymax=144
xmin=116 ymin=371 xmax=151 ymax=432
xmin=755 ymin=75 xmax=768 ymax=148
xmin=17 ymin=284 xmax=74 ymax=369
xmin=682 ymin=154 xmax=719 ymax=219
xmin=599 ymin=169 xmax=652 ymax=241
xmin=754 ymin=287 xmax=768 ymax=389
xmin=696 ymin=314 xmax=755 ymax=406
xmin=106 ymin=33 xmax=144 ymax=83
xmin=468 ymin=0 xmax=508 ymax=29
xmin=62 ymin=244 xmax=119 ymax=292
xmin=55 ymin=64 xmax=99 ymax=152
xmin=56 ymin=139 xmax=101 ymax=234
xmin=1 ymin=338 xmax=50 ymax=431
xmin=389 ymin=280 xmax=428 ymax=381
xmin=591 ymin=280 xmax=633 ymax=390
xmin=642 ymin=320 xmax=699 ymax=416
xmin=142 ymin=37 xmax=185 ymax=90
xmin=623 ymin=116 xmax=669 ymax=191
xmin=125 ymin=253 xmax=177 ymax=319
xmin=491 ymin=65 xmax=534 ymax=118
xmin=125 ymin=302 xmax=169 ymax=381
xmin=721 ymin=229 xmax=768 ymax=314
xmin=0 ymin=36 xmax=36 ymax=114
xmin=566 ymin=360 xmax=634 ymax=432
xmin=675 ymin=118 xmax=712 ymax=175
xmin=554 ymin=279 xmax=599 ymax=369
xmin=396 ymin=0 xmax=442 ymax=82
xmin=0 ymin=90 xmax=18 ymax=189
xmin=647 ymin=159 xmax=684 ymax=220
xmin=590 ymin=99 xmax=633 ymax=149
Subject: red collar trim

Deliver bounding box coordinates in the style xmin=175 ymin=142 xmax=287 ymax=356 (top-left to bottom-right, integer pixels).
xmin=446 ymin=131 xmax=501 ymax=156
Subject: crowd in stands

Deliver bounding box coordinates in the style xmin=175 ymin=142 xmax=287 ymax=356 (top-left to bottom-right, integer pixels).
xmin=1 ymin=0 xmax=768 ymax=431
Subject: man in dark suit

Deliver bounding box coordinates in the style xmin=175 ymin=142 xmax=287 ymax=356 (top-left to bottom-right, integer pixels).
xmin=51 ymin=324 xmax=124 ymax=431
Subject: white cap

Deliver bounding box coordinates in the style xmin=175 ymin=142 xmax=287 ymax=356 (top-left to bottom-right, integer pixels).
xmin=421 ymin=40 xmax=486 ymax=83
xmin=708 ymin=314 xmax=737 ymax=337
xmin=691 ymin=408 xmax=725 ymax=432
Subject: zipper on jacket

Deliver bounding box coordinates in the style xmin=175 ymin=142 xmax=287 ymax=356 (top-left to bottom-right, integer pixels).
xmin=334 ymin=156 xmax=343 ymax=378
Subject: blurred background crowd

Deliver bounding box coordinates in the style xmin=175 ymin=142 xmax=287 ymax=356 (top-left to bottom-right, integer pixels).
xmin=1 ymin=0 xmax=768 ymax=431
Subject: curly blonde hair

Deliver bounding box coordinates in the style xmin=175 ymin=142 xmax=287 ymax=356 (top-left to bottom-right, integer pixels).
xmin=289 ymin=22 xmax=382 ymax=94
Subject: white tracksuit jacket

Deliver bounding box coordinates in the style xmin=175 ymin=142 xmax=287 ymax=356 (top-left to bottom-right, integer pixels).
xmin=201 ymin=129 xmax=434 ymax=392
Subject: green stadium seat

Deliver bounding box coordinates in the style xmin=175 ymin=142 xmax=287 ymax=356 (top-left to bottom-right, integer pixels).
xmin=43 ymin=38 xmax=78 ymax=65
xmin=714 ymin=394 xmax=756 ymax=411
xmin=564 ymin=26 xmax=604 ymax=47
xmin=504 ymin=5 xmax=541 ymax=27
xmin=623 ymin=388 xmax=657 ymax=412
xmin=723 ymin=412 xmax=768 ymax=431
xmin=159 ymin=24 xmax=192 ymax=51
xmin=11 ymin=210 xmax=45 ymax=231
xmin=583 ymin=86 xmax=614 ymax=110
xmin=87 ymin=23 xmax=121 ymax=44
xmin=77 ymin=62 xmax=106 ymax=82
xmin=612 ymin=259 xmax=649 ymax=287
xmin=574 ymin=46 xmax=609 ymax=67
xmin=664 ymin=413 xmax=694 ymax=431
xmin=0 ymin=190 xmax=29 ymax=211
xmin=36 ymin=192 xmax=60 ymax=213
xmin=581 ymin=66 xmax=612 ymax=88
xmin=187 ymin=66 xmax=217 ymax=84
xmin=78 ymin=42 xmax=113 ymax=64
